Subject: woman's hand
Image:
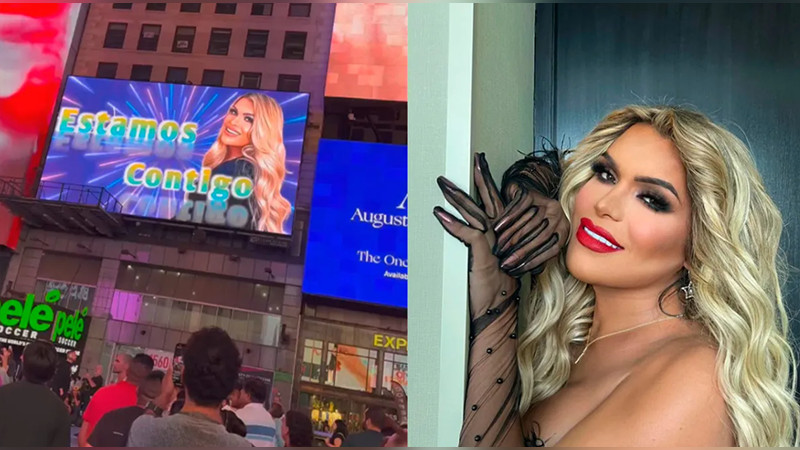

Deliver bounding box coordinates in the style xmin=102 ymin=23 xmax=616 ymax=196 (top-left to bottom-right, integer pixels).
xmin=494 ymin=175 xmax=570 ymax=278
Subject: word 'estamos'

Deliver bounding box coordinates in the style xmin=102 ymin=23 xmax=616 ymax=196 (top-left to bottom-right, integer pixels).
xmin=56 ymin=108 xmax=198 ymax=144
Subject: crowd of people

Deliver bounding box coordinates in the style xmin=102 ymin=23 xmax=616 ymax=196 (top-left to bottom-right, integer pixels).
xmin=0 ymin=326 xmax=407 ymax=447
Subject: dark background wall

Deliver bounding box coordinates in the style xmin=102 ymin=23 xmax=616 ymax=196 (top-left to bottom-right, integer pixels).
xmin=534 ymin=4 xmax=800 ymax=341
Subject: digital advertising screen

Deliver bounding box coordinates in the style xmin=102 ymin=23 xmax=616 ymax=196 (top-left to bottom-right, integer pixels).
xmin=39 ymin=76 xmax=310 ymax=236
xmin=303 ymin=140 xmax=407 ymax=308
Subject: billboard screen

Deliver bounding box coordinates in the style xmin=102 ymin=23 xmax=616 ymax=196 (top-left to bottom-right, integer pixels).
xmin=303 ymin=140 xmax=407 ymax=308
xmin=325 ymin=3 xmax=407 ymax=102
xmin=39 ymin=76 xmax=310 ymax=236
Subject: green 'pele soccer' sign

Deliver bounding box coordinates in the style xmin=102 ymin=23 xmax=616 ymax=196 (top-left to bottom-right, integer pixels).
xmin=0 ymin=289 xmax=92 ymax=354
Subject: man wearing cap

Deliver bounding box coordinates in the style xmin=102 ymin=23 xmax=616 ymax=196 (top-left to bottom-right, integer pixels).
xmin=87 ymin=371 xmax=164 ymax=447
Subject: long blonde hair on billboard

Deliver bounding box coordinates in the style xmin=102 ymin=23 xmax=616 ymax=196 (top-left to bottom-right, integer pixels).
xmin=202 ymin=93 xmax=292 ymax=234
xmin=517 ymin=105 xmax=799 ymax=446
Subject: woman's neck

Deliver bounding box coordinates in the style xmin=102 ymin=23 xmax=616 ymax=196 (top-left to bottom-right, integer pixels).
xmin=180 ymin=398 xmax=223 ymax=424
xmin=224 ymin=146 xmax=244 ymax=162
xmin=590 ymin=278 xmax=684 ymax=338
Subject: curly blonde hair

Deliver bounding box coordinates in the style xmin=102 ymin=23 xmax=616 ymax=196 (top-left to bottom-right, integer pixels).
xmin=203 ymin=93 xmax=292 ymax=234
xmin=517 ymin=105 xmax=799 ymax=446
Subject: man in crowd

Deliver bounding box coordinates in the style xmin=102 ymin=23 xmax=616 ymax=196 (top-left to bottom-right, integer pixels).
xmin=78 ymin=353 xmax=153 ymax=447
xmin=79 ymin=364 xmax=105 ymax=416
xmin=225 ymin=379 xmax=244 ymax=412
xmin=127 ymin=327 xmax=252 ymax=447
xmin=342 ymin=407 xmax=390 ymax=447
xmin=51 ymin=350 xmax=77 ymax=398
xmin=111 ymin=352 xmax=132 ymax=383
xmin=232 ymin=377 xmax=277 ymax=446
xmin=88 ymin=370 xmax=164 ymax=447
xmin=0 ymin=341 xmax=71 ymax=446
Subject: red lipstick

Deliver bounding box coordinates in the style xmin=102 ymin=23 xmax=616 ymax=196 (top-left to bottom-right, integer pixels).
xmin=576 ymin=218 xmax=624 ymax=253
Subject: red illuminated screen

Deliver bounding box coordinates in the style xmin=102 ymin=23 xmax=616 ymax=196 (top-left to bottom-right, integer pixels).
xmin=0 ymin=4 xmax=80 ymax=249
xmin=325 ymin=3 xmax=407 ymax=102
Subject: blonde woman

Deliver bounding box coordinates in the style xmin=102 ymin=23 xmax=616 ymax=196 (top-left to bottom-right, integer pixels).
xmin=434 ymin=106 xmax=799 ymax=447
xmin=189 ymin=93 xmax=292 ymax=234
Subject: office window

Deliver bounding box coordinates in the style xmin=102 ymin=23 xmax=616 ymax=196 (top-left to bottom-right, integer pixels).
xmin=145 ymin=3 xmax=166 ymax=11
xmin=382 ymin=352 xmax=408 ymax=392
xmin=244 ymin=30 xmax=269 ymax=57
xmin=130 ymin=65 xmax=153 ymax=81
xmin=207 ymin=28 xmax=232 ymax=55
xmin=103 ymin=23 xmax=127 ymax=49
xmin=239 ymin=72 xmax=262 ymax=89
xmin=112 ymin=3 xmax=133 ymax=9
xmin=202 ymin=70 xmax=224 ymax=86
xmin=166 ymin=67 xmax=189 ymax=84
xmin=251 ymin=3 xmax=273 ymax=16
xmin=288 ymin=3 xmax=311 ymax=17
xmin=137 ymin=24 xmax=161 ymax=51
xmin=180 ymin=3 xmax=201 ymax=12
xmin=325 ymin=343 xmax=378 ymax=392
xmin=172 ymin=26 xmax=196 ymax=53
xmin=215 ymin=3 xmax=237 ymax=14
xmin=301 ymin=339 xmax=323 ymax=383
xmin=282 ymin=31 xmax=307 ymax=60
xmin=96 ymin=62 xmax=118 ymax=79
xmin=277 ymin=74 xmax=301 ymax=92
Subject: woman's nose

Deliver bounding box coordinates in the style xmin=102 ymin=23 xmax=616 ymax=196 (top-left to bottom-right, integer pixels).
xmin=594 ymin=187 xmax=624 ymax=221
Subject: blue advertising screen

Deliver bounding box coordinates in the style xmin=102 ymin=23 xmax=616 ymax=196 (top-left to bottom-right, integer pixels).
xmin=303 ymin=140 xmax=407 ymax=308
xmin=40 ymin=76 xmax=310 ymax=236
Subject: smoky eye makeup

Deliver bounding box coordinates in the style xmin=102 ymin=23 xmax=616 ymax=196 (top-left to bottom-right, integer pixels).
xmin=590 ymin=160 xmax=674 ymax=213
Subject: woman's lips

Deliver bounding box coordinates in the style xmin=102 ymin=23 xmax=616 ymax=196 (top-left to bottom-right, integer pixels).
xmin=576 ymin=217 xmax=624 ymax=253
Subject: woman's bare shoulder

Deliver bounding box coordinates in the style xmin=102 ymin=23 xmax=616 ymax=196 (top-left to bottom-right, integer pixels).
xmin=557 ymin=335 xmax=735 ymax=446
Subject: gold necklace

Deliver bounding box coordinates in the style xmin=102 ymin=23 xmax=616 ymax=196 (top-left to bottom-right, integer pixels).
xmin=573 ymin=316 xmax=679 ymax=364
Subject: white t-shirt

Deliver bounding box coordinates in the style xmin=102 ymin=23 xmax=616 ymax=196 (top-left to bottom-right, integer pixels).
xmin=235 ymin=403 xmax=277 ymax=447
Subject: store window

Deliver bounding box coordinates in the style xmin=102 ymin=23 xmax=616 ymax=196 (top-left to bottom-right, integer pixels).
xmin=34 ymin=280 xmax=96 ymax=313
xmin=382 ymin=352 xmax=408 ymax=393
xmin=324 ymin=343 xmax=378 ymax=393
xmin=301 ymin=339 xmax=323 ymax=382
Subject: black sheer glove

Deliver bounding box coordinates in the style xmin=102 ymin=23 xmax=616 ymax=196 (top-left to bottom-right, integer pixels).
xmin=493 ymin=152 xmax=569 ymax=277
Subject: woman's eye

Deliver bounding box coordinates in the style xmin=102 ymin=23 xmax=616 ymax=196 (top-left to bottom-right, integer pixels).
xmin=244 ymin=117 xmax=253 ymax=124
xmin=229 ymin=108 xmax=237 ymax=115
xmin=591 ymin=162 xmax=615 ymax=184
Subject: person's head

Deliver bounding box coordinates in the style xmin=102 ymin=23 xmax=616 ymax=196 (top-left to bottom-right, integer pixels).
xmin=21 ymin=341 xmax=58 ymax=385
xmin=364 ymin=407 xmax=388 ymax=431
xmin=517 ymin=105 xmax=799 ymax=446
xmin=66 ymin=351 xmax=77 ymax=364
xmin=269 ymin=402 xmax=284 ymax=419
xmin=137 ymin=370 xmax=164 ymax=405
xmin=241 ymin=377 xmax=268 ymax=406
xmin=221 ymin=409 xmax=247 ymax=437
xmin=332 ymin=419 xmax=347 ymax=436
xmin=94 ymin=364 xmax=103 ymax=376
xmin=228 ymin=378 xmax=244 ymax=408
xmin=203 ymin=93 xmax=292 ymax=234
xmin=112 ymin=353 xmax=132 ymax=375
xmin=182 ymin=327 xmax=242 ymax=408
xmin=282 ymin=410 xmax=313 ymax=447
xmin=126 ymin=353 xmax=154 ymax=386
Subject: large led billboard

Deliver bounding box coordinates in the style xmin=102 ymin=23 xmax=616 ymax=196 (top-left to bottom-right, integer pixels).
xmin=303 ymin=140 xmax=407 ymax=308
xmin=39 ymin=76 xmax=310 ymax=236
xmin=325 ymin=3 xmax=407 ymax=102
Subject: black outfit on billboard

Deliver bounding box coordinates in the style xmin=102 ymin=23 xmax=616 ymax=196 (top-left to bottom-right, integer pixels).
xmin=184 ymin=158 xmax=259 ymax=230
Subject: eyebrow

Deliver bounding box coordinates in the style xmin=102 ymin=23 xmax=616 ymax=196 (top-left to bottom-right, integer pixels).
xmin=601 ymin=153 xmax=681 ymax=202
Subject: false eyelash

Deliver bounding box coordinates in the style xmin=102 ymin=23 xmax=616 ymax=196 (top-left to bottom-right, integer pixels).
xmin=590 ymin=161 xmax=673 ymax=213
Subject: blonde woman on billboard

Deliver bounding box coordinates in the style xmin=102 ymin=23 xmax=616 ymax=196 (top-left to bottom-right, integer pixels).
xmin=191 ymin=93 xmax=292 ymax=235
xmin=434 ymin=105 xmax=799 ymax=447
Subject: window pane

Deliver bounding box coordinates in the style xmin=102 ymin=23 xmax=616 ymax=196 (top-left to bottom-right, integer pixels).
xmin=261 ymin=315 xmax=281 ymax=346
xmin=138 ymin=24 xmax=161 ymax=51
xmin=140 ymin=295 xmax=157 ymax=324
xmin=104 ymin=23 xmax=127 ymax=49
xmin=172 ymin=26 xmax=195 ymax=53
xmin=215 ymin=3 xmax=237 ymax=14
xmin=144 ymin=268 xmax=165 ymax=294
xmin=154 ymin=297 xmax=171 ymax=328
xmin=282 ymin=31 xmax=307 ymax=60
xmin=216 ymin=308 xmax=232 ymax=331
xmin=325 ymin=344 xmax=378 ymax=392
xmin=251 ymin=3 xmax=273 ymax=16
xmin=145 ymin=3 xmax=166 ymax=11
xmin=208 ymin=28 xmax=232 ymax=55
xmin=166 ymin=67 xmax=189 ymax=84
xmin=244 ymin=30 xmax=268 ymax=58
xmin=113 ymin=3 xmax=133 ymax=9
xmin=382 ymin=353 xmax=408 ymax=392
xmin=169 ymin=300 xmax=187 ymax=330
xmin=202 ymin=70 xmax=224 ymax=86
xmin=288 ymin=3 xmax=311 ymax=17
xmin=185 ymin=303 xmax=203 ymax=332
xmin=174 ymin=272 xmax=196 ymax=300
xmin=201 ymin=305 xmax=218 ymax=329
xmin=230 ymin=310 xmax=249 ymax=341
xmin=132 ymin=266 xmax=151 ymax=292
xmin=301 ymin=339 xmax=323 ymax=382
xmin=160 ymin=270 xmax=179 ymax=298
xmin=277 ymin=74 xmax=301 ymax=92
xmin=180 ymin=3 xmax=201 ymax=12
